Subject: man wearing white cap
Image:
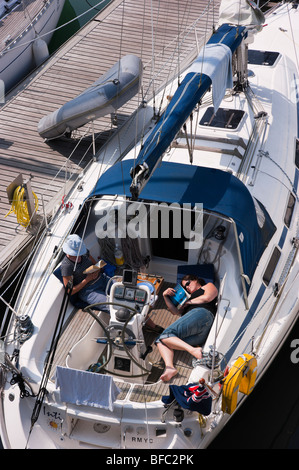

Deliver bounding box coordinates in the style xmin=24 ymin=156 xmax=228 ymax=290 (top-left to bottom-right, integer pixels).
xmin=61 ymin=234 xmax=110 ymax=312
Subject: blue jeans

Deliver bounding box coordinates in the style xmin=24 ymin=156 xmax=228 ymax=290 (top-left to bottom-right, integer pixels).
xmin=78 ymin=273 xmax=110 ymax=312
xmin=156 ymin=307 xmax=214 ymax=346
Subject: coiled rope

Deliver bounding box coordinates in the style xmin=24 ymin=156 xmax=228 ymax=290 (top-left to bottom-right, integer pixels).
xmin=5 ymin=186 xmax=38 ymax=228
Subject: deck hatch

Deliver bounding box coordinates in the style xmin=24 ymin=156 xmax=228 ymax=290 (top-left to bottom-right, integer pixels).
xmin=199 ymin=107 xmax=245 ymax=129
xmin=248 ymin=50 xmax=280 ymax=66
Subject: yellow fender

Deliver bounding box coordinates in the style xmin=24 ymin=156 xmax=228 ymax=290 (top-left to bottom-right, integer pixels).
xmin=221 ymin=354 xmax=257 ymax=415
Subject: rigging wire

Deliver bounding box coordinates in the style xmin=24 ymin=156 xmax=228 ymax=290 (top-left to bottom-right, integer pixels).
xmin=0 ymin=108 xmax=122 ymax=316
xmin=0 ymin=0 xmax=119 ymax=294
xmin=85 ymin=0 xmax=106 ymax=12
xmin=1 ymin=0 xmax=110 ymax=54
xmin=150 ymin=0 xmax=157 ymax=117
xmin=26 ymin=279 xmax=73 ymax=448
xmin=5 ymin=117 xmax=125 ymax=316
xmin=140 ymin=0 xmax=215 ymax=167
xmin=0 ymin=1 xmax=251 ymax=315
xmin=177 ymin=0 xmax=181 ymax=86
xmin=2 ymin=2 xmax=299 ymax=448
xmin=143 ymin=0 xmax=216 ymax=107
xmin=154 ymin=0 xmax=171 ymax=116
xmin=176 ymin=0 xmax=194 ymax=87
xmin=22 ymin=0 xmax=38 ymax=36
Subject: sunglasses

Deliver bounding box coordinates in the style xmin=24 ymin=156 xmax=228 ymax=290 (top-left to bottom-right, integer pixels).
xmin=182 ymin=280 xmax=191 ymax=289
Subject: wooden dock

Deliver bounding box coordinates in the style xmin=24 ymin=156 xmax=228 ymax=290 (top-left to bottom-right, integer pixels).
xmin=0 ymin=0 xmax=219 ymax=285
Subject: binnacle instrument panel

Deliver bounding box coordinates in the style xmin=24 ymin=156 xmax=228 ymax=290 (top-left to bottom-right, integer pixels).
xmin=113 ymin=284 xmax=148 ymax=305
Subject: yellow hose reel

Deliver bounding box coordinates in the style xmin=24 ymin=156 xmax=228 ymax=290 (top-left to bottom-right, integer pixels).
xmin=5 ymin=185 xmax=39 ymax=228
xmin=222 ymin=354 xmax=257 ymax=415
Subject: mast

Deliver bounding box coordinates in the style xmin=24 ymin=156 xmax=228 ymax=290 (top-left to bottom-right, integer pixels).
xmin=129 ymin=1 xmax=265 ymax=200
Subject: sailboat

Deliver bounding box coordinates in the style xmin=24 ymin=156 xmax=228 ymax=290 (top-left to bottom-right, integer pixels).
xmin=0 ymin=0 xmax=65 ymax=95
xmin=0 ymin=0 xmax=298 ymax=449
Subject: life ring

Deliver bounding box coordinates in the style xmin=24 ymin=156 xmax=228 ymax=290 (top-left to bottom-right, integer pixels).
xmin=221 ymin=354 xmax=257 ymax=415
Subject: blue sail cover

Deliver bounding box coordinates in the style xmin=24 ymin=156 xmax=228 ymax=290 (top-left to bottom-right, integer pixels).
xmin=130 ymin=24 xmax=247 ymax=198
xmin=89 ymin=160 xmax=276 ymax=284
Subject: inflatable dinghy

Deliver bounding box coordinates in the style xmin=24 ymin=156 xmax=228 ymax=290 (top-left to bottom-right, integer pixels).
xmin=38 ymin=54 xmax=143 ymax=139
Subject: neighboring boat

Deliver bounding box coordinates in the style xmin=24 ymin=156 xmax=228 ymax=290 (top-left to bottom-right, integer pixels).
xmin=1 ymin=0 xmax=299 ymax=450
xmin=37 ymin=54 xmax=143 ymax=139
xmin=0 ymin=0 xmax=65 ymax=94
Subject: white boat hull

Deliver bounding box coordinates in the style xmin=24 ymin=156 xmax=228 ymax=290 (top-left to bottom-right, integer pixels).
xmin=0 ymin=1 xmax=299 ymax=451
xmin=0 ymin=0 xmax=65 ymax=94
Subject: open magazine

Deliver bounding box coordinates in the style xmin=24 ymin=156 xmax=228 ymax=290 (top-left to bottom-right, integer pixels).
xmin=169 ymin=283 xmax=191 ymax=308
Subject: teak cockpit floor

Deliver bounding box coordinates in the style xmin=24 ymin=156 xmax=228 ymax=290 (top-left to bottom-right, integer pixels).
xmin=50 ymin=282 xmax=194 ymax=403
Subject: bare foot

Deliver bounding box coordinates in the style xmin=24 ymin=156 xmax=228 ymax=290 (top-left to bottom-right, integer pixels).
xmin=191 ymin=347 xmax=203 ymax=360
xmin=160 ymin=366 xmax=178 ymax=382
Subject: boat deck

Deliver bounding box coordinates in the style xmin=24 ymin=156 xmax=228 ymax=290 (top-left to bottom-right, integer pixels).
xmin=0 ymin=0 xmax=219 ymax=285
xmin=51 ymin=282 xmax=194 ymax=403
xmin=0 ymin=0 xmax=46 ymax=51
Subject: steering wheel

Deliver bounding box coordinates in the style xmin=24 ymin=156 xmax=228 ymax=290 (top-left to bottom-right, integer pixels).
xmin=83 ymin=302 xmax=152 ymax=377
